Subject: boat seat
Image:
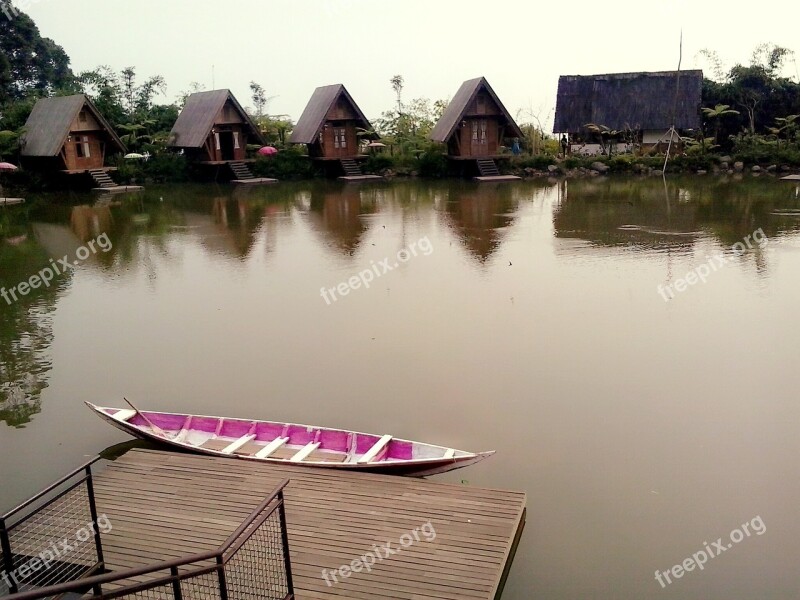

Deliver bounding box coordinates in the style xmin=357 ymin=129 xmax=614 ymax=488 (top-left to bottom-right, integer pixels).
xmin=199 ymin=437 xmax=233 ymax=452
xmin=443 ymin=448 xmax=456 ymax=459
xmin=254 ymin=437 xmax=289 ymax=459
xmin=113 ymin=409 xmax=138 ymax=423
xmin=290 ymin=442 xmax=321 ymax=462
xmin=221 ymin=434 xmax=256 ymax=455
xmin=358 ymin=435 xmax=392 ymax=464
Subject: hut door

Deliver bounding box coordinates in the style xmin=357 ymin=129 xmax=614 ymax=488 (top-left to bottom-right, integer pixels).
xmin=219 ymin=131 xmax=235 ymax=161
xmin=333 ymin=127 xmax=348 ymax=158
xmin=471 ymin=120 xmax=488 ymax=156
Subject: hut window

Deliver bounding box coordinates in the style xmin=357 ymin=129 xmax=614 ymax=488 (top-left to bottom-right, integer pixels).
xmin=472 ymin=121 xmax=487 ymax=145
xmin=334 ymin=128 xmax=347 ymax=149
xmin=214 ymin=132 xmax=221 ymax=150
xmin=78 ymin=111 xmax=88 ymax=125
xmin=75 ymin=136 xmax=90 ymax=158
xmin=233 ymin=132 xmax=240 ymax=149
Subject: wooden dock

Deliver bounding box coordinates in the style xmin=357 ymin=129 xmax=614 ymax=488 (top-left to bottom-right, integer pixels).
xmin=231 ymin=177 xmax=278 ymax=185
xmin=337 ymin=175 xmax=384 ymax=182
xmin=91 ymin=186 xmax=144 ymax=194
xmin=473 ymin=176 xmax=520 ymax=183
xmin=89 ymin=449 xmax=525 ymax=599
xmin=0 ymin=198 xmax=25 ymax=206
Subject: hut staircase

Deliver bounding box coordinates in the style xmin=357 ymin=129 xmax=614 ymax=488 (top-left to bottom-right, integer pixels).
xmin=340 ymin=158 xmax=363 ymax=177
xmin=229 ymin=161 xmax=255 ymax=181
xmin=88 ymin=169 xmax=117 ymax=189
xmin=476 ymin=159 xmax=500 ymax=177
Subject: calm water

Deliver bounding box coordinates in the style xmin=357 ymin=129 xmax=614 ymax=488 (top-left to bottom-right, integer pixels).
xmin=2 ymin=176 xmax=800 ymax=599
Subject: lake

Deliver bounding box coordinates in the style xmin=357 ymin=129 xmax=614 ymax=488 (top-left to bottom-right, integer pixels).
xmin=1 ymin=176 xmax=799 ymax=599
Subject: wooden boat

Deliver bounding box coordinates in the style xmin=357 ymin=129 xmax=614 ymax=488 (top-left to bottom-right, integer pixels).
xmin=86 ymin=403 xmax=494 ymax=476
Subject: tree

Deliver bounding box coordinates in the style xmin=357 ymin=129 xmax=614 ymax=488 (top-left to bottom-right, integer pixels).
xmin=390 ymin=75 xmax=404 ymax=113
xmin=0 ymin=2 xmax=74 ymax=104
xmin=701 ymin=104 xmax=740 ymax=144
xmin=250 ymin=82 xmax=268 ymax=118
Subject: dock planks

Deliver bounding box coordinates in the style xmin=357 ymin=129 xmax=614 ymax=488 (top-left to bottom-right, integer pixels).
xmin=88 ymin=449 xmax=525 ymax=599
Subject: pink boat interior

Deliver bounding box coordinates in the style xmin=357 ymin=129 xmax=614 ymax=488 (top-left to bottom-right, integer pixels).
xmin=98 ymin=406 xmax=470 ymax=465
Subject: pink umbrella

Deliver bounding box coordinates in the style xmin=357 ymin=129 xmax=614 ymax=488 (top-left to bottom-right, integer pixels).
xmin=258 ymin=146 xmax=278 ymax=156
xmin=0 ymin=162 xmax=18 ymax=171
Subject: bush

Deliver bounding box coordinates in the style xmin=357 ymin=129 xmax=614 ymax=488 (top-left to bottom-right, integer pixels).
xmin=363 ymin=153 xmax=393 ymax=174
xmin=415 ymin=149 xmax=448 ymax=178
xmin=251 ymin=146 xmax=314 ymax=180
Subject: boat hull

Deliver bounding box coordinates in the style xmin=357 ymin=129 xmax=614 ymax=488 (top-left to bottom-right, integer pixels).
xmin=86 ymin=403 xmax=493 ymax=476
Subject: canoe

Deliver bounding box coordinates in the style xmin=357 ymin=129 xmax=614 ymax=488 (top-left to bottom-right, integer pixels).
xmin=86 ymin=403 xmax=494 ymax=476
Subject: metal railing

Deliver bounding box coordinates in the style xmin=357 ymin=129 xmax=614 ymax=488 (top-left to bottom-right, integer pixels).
xmin=1 ymin=462 xmax=293 ymax=600
xmin=1 ymin=458 xmax=106 ymax=597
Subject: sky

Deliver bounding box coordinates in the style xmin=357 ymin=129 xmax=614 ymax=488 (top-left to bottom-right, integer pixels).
xmin=22 ymin=0 xmax=800 ymax=130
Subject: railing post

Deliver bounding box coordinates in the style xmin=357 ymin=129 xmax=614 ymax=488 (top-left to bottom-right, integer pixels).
xmin=84 ymin=465 xmax=105 ymax=568
xmin=216 ymin=555 xmax=229 ymax=600
xmin=170 ymin=566 xmax=183 ymax=600
xmin=0 ymin=517 xmax=18 ymax=594
xmin=277 ymin=489 xmax=294 ymax=595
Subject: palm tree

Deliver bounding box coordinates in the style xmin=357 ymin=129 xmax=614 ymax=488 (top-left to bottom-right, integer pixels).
xmin=701 ymin=104 xmax=740 ymax=145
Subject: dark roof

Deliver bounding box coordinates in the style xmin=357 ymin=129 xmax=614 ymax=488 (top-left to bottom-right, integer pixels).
xmin=429 ymin=77 xmax=523 ymax=143
xmin=289 ymin=84 xmax=375 ymax=144
xmin=21 ymin=94 xmax=126 ymax=157
xmin=169 ymin=89 xmax=265 ymax=148
xmin=553 ymin=70 xmax=703 ymax=133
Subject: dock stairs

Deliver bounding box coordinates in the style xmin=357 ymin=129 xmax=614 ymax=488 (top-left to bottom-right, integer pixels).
xmin=340 ymin=158 xmax=363 ymax=177
xmin=229 ymin=161 xmax=255 ymax=181
xmin=476 ymin=159 xmax=500 ymax=177
xmin=88 ymin=169 xmax=117 ymax=188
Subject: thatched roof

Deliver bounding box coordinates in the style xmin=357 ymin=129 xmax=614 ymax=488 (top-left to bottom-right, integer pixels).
xmin=21 ymin=94 xmax=126 ymax=157
xmin=289 ymin=84 xmax=375 ymax=145
xmin=430 ymin=77 xmax=523 ymax=143
xmin=169 ymin=89 xmax=264 ymax=149
xmin=553 ymin=70 xmax=703 ymax=133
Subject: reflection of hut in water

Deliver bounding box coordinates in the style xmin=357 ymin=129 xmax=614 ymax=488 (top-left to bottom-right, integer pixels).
xmin=70 ymin=204 xmax=114 ymax=242
xmin=179 ymin=197 xmax=262 ymax=259
xmin=306 ymin=185 xmax=377 ymax=255
xmin=552 ymin=178 xmax=700 ymax=251
xmin=443 ymin=183 xmax=519 ymax=262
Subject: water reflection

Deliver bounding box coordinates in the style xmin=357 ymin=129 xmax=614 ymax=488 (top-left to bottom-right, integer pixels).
xmin=442 ymin=183 xmax=519 ymax=262
xmin=0 ymin=208 xmax=67 ymax=427
xmin=304 ymin=183 xmax=379 ymax=256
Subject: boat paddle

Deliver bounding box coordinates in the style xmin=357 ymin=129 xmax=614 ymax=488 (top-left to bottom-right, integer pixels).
xmin=124 ymin=397 xmax=168 ymax=437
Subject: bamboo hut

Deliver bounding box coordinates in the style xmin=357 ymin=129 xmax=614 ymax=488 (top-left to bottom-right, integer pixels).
xmin=169 ymin=90 xmax=268 ymax=183
xmin=429 ymin=77 xmax=523 ymax=180
xmin=21 ymin=94 xmax=127 ymax=188
xmin=289 ymin=84 xmax=379 ymax=179
xmin=553 ymin=70 xmax=703 ymax=155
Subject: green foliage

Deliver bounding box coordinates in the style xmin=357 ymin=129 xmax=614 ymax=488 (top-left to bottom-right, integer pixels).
xmin=251 ymin=146 xmax=314 ymax=180
xmin=512 ymin=155 xmax=555 ymax=170
xmin=114 ymin=153 xmax=189 ymax=184
xmin=363 ymin=153 xmax=394 ymax=174
xmin=0 ymin=2 xmax=75 ymax=104
xmin=415 ymin=148 xmax=448 ymax=178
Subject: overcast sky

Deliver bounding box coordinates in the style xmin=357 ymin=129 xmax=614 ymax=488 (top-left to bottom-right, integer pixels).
xmin=25 ymin=0 xmax=800 ymax=129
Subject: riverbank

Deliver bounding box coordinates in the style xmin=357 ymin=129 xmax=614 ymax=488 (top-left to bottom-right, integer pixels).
xmin=3 ymin=150 xmax=800 ymax=193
